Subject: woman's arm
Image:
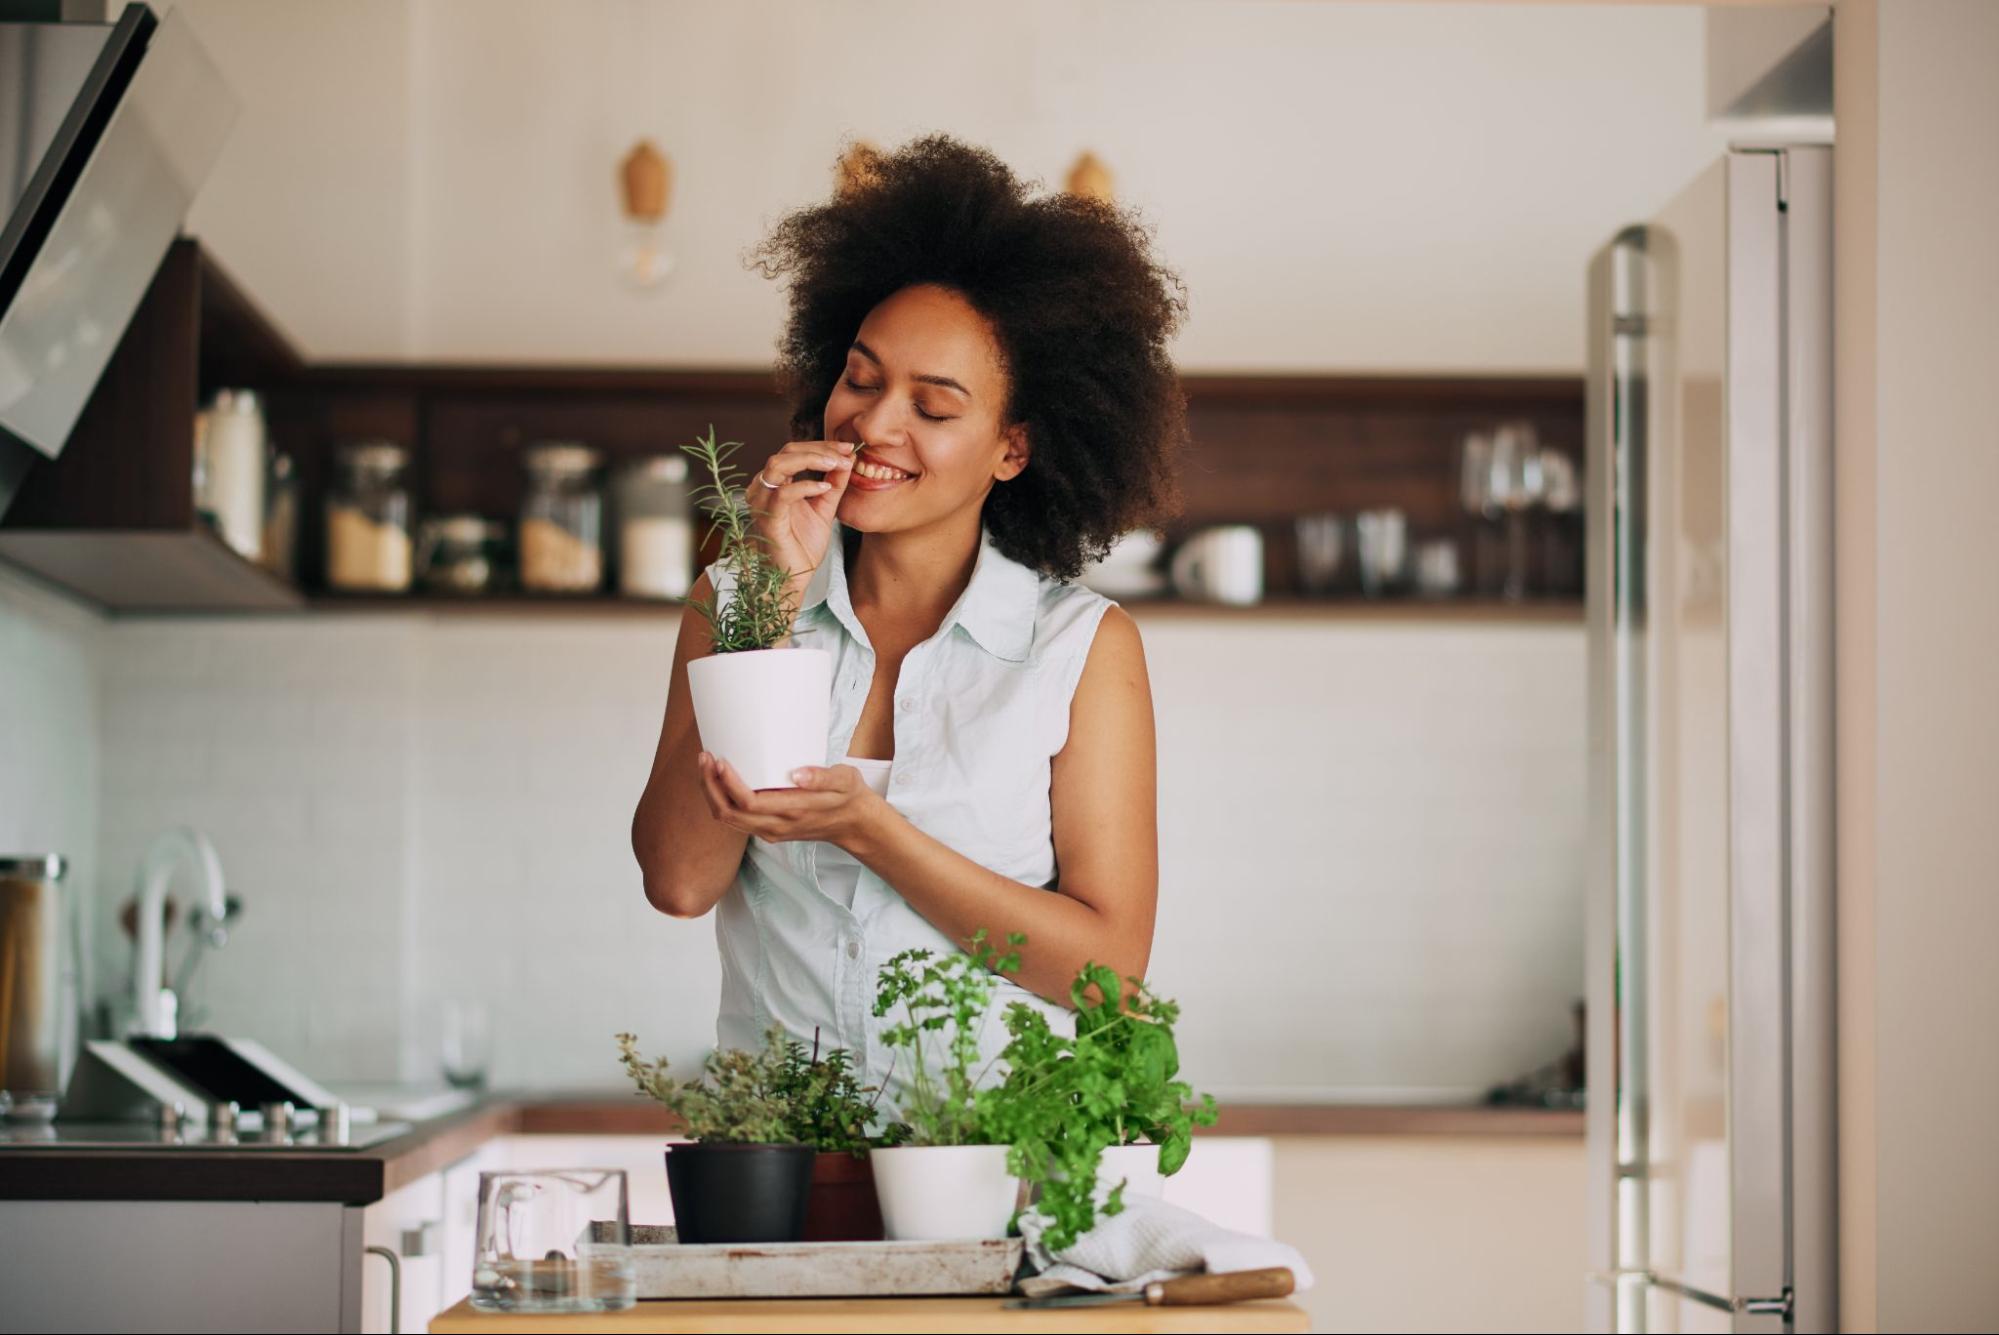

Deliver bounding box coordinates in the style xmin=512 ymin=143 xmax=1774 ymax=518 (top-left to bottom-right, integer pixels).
xmin=847 ymin=605 xmax=1160 ymax=1001
xmin=631 ymin=571 xmax=754 ymax=917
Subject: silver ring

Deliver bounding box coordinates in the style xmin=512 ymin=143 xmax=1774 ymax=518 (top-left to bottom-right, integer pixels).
xmin=757 ymin=470 xmax=782 ymax=490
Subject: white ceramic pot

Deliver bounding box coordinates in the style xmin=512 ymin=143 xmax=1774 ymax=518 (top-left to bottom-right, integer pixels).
xmin=869 ymin=1145 xmax=1018 ymax=1241
xmin=1094 ymin=1142 xmax=1166 ymax=1204
xmin=685 ymin=647 xmax=832 ymax=791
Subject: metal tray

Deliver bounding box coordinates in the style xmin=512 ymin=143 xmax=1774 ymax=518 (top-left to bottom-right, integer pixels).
xmin=590 ymin=1224 xmax=1023 ymax=1299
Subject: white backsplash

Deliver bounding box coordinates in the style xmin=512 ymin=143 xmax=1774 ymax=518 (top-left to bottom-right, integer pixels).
xmin=0 ymin=568 xmax=103 ymax=1040
xmin=83 ymin=607 xmax=1583 ymax=1099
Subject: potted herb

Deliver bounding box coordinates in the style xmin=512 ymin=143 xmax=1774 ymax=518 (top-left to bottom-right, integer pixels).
xmin=867 ymin=930 xmax=1026 ymax=1241
xmin=615 ymin=1029 xmax=815 ymax=1244
xmin=680 ymin=426 xmax=831 ymax=790
xmin=767 ymin=1029 xmax=909 ymax=1242
xmin=989 ymin=963 xmax=1218 ymax=1252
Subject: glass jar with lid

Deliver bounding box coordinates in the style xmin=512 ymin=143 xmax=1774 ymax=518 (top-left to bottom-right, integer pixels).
xmin=416 ymin=515 xmax=510 ymax=594
xmin=615 ymin=454 xmax=693 ymax=599
xmin=325 ymin=442 xmax=413 ymax=592
xmin=520 ymin=443 xmax=605 ymax=593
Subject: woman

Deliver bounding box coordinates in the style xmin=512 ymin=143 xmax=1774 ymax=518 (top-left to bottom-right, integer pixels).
xmin=630 ymin=136 xmax=1187 ymax=1088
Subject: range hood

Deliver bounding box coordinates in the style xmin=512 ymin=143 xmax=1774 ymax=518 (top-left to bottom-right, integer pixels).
xmin=0 ymin=3 xmax=236 ymax=519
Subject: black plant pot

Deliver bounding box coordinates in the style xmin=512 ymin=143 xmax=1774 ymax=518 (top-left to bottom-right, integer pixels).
xmin=664 ymin=1142 xmax=815 ymax=1244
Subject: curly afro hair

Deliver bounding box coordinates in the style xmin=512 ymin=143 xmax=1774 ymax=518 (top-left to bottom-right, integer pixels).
xmin=751 ymin=135 xmax=1188 ymax=582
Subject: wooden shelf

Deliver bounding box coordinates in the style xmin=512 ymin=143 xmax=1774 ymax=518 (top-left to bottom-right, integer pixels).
xmin=279 ymin=590 xmax=1579 ymax=622
xmin=2 ymin=234 xmax=1585 ymax=613
xmin=0 ymin=239 xmax=312 ymax=611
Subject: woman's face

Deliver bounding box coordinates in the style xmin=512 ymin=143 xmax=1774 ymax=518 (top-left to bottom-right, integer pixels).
xmin=821 ymin=283 xmax=1028 ymax=533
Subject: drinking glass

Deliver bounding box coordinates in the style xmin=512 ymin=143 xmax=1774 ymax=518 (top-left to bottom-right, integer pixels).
xmin=1293 ymin=513 xmax=1350 ymax=596
xmin=1355 ymin=509 xmax=1410 ymax=598
xmin=471 ymin=1169 xmax=636 ymax=1313
xmin=440 ymin=999 xmax=491 ymax=1091
xmin=1487 ymin=422 xmax=1547 ymax=601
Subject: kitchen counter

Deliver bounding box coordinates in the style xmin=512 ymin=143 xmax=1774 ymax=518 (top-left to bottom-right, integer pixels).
xmin=428 ymin=1294 xmax=1311 ymax=1333
xmin=0 ymin=1095 xmax=1580 ymax=1204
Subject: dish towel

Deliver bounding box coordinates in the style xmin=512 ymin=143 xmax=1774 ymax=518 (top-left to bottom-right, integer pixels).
xmin=1016 ymin=1195 xmax=1316 ymax=1297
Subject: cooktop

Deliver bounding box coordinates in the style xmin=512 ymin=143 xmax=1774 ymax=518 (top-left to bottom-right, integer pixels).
xmin=0 ymin=1119 xmax=412 ymax=1152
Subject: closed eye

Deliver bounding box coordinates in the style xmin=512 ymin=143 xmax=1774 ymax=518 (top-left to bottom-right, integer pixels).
xmin=844 ymin=378 xmax=955 ymax=422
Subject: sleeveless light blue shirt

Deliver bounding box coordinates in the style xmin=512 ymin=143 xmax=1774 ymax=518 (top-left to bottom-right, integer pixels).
xmin=704 ymin=520 xmax=1113 ymax=1098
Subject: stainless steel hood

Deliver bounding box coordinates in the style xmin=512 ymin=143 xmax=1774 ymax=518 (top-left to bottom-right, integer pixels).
xmin=0 ymin=3 xmax=236 ymax=518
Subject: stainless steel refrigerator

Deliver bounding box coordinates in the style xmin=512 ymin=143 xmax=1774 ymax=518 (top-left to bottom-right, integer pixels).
xmin=1583 ymin=145 xmax=1835 ymax=1333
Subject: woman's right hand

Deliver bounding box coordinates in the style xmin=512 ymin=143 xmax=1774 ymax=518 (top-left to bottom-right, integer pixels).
xmin=747 ymin=439 xmax=858 ymax=587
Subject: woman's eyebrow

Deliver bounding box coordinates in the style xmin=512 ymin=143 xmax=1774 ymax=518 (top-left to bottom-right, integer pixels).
xmin=850 ymin=340 xmax=972 ymax=399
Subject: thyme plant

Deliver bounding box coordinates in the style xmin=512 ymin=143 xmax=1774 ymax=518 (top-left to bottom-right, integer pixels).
xmin=616 ymin=1026 xmax=901 ymax=1148
xmin=680 ymin=425 xmax=802 ymax=653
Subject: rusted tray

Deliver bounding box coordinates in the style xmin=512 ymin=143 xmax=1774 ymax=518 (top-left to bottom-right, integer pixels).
xmin=589 ymin=1224 xmax=1023 ymax=1299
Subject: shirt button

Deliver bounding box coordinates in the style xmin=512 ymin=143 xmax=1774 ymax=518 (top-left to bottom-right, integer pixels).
xmin=845 ymin=939 xmax=861 ymax=960
xmin=897 ymin=697 xmax=915 ymax=713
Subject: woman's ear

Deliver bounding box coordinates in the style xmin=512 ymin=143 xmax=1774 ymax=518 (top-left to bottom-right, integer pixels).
xmin=995 ymin=423 xmax=1030 ymax=483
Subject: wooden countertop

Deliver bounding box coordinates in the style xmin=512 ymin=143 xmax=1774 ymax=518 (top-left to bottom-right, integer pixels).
xmin=428 ymin=1294 xmax=1311 ymax=1333
xmin=0 ymin=1096 xmax=1579 ymax=1204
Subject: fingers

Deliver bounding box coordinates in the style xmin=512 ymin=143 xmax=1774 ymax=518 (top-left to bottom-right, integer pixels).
xmin=697 ymin=753 xmax=852 ymax=839
xmin=761 ymin=441 xmax=854 ymax=485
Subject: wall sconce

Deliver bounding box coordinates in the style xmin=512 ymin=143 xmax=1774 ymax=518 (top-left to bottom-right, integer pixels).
xmin=1066 ymin=151 xmax=1114 ymax=204
xmin=619 ymin=138 xmax=674 ymax=290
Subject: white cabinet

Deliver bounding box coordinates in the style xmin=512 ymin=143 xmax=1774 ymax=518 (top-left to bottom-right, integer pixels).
xmin=358 ymin=1170 xmax=445 ymax=1334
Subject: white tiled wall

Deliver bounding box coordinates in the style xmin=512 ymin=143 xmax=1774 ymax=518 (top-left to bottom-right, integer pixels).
xmin=89 ymin=609 xmax=1584 ymax=1098
xmin=0 ymin=568 xmax=103 ymax=1064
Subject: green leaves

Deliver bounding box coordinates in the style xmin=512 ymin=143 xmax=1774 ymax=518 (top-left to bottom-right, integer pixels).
xmin=870 ymin=929 xmax=1024 ymax=1148
xmin=681 ymin=426 xmax=802 ymax=654
xmin=615 ymin=1026 xmax=904 ymax=1149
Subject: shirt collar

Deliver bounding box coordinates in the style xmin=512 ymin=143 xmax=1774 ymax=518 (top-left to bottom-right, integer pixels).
xmin=798 ymin=521 xmax=1039 ymax=663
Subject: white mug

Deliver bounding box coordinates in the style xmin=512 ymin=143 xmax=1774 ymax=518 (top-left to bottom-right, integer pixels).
xmin=1170 ymin=526 xmax=1263 ymax=606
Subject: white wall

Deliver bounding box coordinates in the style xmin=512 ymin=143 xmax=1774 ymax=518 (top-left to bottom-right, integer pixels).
xmin=93 ymin=610 xmax=1584 ymax=1098
xmin=169 ymin=0 xmax=1728 ymax=372
xmin=176 ymin=0 xmax=414 ymax=358
xmin=0 ymin=568 xmax=102 ymax=1042
xmin=1835 ymin=2 xmax=1999 ymax=1330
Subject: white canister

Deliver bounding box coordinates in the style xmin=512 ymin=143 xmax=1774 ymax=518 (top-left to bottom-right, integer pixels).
xmin=684 ymin=647 xmax=832 ymax=791
xmin=617 ymin=454 xmax=694 ymax=599
xmin=199 ymin=389 xmax=267 ymax=561
xmin=1169 ymin=526 xmax=1264 ymax=606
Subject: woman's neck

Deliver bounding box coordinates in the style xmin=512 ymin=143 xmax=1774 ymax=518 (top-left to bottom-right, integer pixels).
xmin=846 ymin=512 xmax=982 ymax=634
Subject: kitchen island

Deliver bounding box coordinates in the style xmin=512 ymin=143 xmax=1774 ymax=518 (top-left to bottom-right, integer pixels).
xmin=427 ymin=1294 xmax=1310 ymax=1333
xmin=0 ymin=1096 xmax=1574 ymax=1331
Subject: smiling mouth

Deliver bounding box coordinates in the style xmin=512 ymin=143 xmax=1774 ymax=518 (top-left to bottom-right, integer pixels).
xmin=852 ymin=459 xmax=917 ymax=482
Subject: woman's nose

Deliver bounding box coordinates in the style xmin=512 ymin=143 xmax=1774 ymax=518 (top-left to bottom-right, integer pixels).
xmin=849 ymin=398 xmax=902 ymax=445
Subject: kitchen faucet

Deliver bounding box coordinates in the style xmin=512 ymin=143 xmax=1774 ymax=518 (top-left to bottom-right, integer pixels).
xmin=132 ymin=827 xmax=229 ymax=1039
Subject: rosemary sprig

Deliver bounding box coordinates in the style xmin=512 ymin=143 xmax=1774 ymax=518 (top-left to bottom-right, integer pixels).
xmin=680 ymin=425 xmax=803 ymax=653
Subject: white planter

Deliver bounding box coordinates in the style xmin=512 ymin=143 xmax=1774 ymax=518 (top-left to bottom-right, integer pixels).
xmin=869 ymin=1146 xmax=1019 ymax=1241
xmin=1094 ymin=1142 xmax=1166 ymax=1204
xmin=685 ymin=647 xmax=832 ymax=791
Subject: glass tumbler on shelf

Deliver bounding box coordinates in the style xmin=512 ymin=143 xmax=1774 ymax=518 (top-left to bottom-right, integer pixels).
xmin=1293 ymin=513 xmax=1350 ymax=596
xmin=325 ymin=441 xmax=414 ymax=592
xmin=520 ymin=443 xmax=606 ymax=593
xmin=471 ymin=1169 xmax=635 ymax=1313
xmin=1486 ymin=421 xmax=1547 ymax=602
xmin=1355 ymin=508 xmax=1410 ymax=598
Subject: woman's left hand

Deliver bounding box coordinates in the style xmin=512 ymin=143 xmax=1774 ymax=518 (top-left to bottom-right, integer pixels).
xmin=696 ymin=752 xmax=888 ymax=850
